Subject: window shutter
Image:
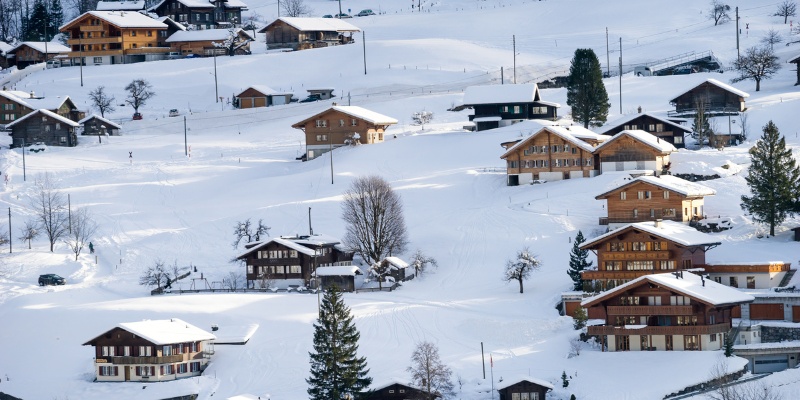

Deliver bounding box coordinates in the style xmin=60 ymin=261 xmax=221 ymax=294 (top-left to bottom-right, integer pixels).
xmin=114 ymin=366 xmax=118 ymax=376
xmin=160 ymin=366 xmax=164 ymax=375
xmin=151 ymin=366 xmax=156 ymax=376
xmin=135 ymin=366 xmax=140 ymax=376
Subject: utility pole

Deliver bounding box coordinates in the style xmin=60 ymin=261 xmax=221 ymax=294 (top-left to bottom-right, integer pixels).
xmin=501 ymin=67 xmax=504 ymax=84
xmin=338 ymin=0 xmax=342 ymax=17
xmin=8 ymin=208 xmax=11 ymax=254
xmin=184 ymin=116 xmax=188 ymax=156
xmin=68 ymin=194 xmax=72 ymax=234
xmin=512 ymin=35 xmax=516 ymax=84
xmin=481 ymin=342 xmax=486 ymax=379
xmin=213 ymin=54 xmax=219 ymax=102
xmin=21 ymin=138 xmax=26 ymax=181
xmin=619 ymin=37 xmax=623 ymax=114
xmin=735 ymin=7 xmax=740 ymax=60
xmin=277 ymin=0 xmax=280 ymax=17
xmin=362 ymin=31 xmax=367 ymax=75
xmin=308 ymin=207 xmax=313 ymax=235
xmin=329 ymin=131 xmax=334 ymax=184
xmin=606 ymin=27 xmax=610 ymax=78
xmin=79 ymin=36 xmax=83 ymax=87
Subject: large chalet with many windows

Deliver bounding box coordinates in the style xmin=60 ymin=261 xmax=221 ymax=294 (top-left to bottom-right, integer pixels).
xmin=1 ymin=90 xmax=83 ymax=127
xmin=292 ymin=105 xmax=397 ymax=161
xmin=236 ymin=234 xmax=354 ymax=289
xmin=149 ymin=0 xmax=247 ymax=30
xmin=669 ymin=78 xmax=749 ymax=117
xmin=83 ymin=318 xmax=215 ymax=382
xmin=597 ymin=112 xmax=691 ymax=148
xmin=581 ymin=272 xmax=753 ymax=351
xmin=593 ymin=129 xmax=676 ymax=175
xmin=462 ymin=84 xmax=560 ymax=131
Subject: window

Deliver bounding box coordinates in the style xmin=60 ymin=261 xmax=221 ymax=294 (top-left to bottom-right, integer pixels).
xmin=655 ymin=123 xmax=664 ymax=132
xmin=130 ymin=30 xmax=137 ymax=36
xmin=316 ymin=134 xmax=328 ymax=141
xmin=339 ymin=119 xmax=345 ymax=127
xmin=513 ymin=105 xmax=520 ymax=114
xmin=123 ymin=346 xmax=131 ymax=356
xmin=289 ymin=265 xmax=301 ymax=274
xmin=638 ymin=191 xmax=651 ymax=199
xmin=631 ymin=242 xmax=647 ymax=251
xmin=99 ymin=366 xmax=118 ymax=376
xmin=532 ymin=106 xmax=547 ymax=114
xmin=45 ymin=125 xmax=51 ymax=132
xmin=616 ymin=335 xmax=631 ymax=351
xmin=747 ymin=276 xmax=755 ymax=289
xmin=633 ymin=208 xmax=638 ymax=218
xmin=93 ymin=57 xmax=102 ymax=63
xmin=139 ymin=346 xmax=152 ymax=356
xmin=663 ymin=191 xmax=669 ymax=199
xmin=663 ymin=208 xmax=676 ymax=217
xmin=563 ymin=144 xmax=570 ymax=152
xmin=290 ymin=250 xmax=298 ymax=257
xmin=684 ymin=335 xmax=699 ymax=350
xmin=190 ymin=361 xmax=201 ymax=372
xmin=677 ymin=316 xmax=698 ymax=326
xmin=710 ymin=333 xmax=717 ymax=342
xmin=670 ymin=296 xmax=690 ymax=306
xmin=275 ymin=266 xmax=285 ymax=274
xmin=177 ymin=363 xmax=188 ymax=374
xmin=163 ymin=345 xmax=172 ymax=356
xmin=101 ymin=346 xmax=115 ymax=356
xmin=660 ymin=260 xmax=675 ymax=270
xmin=641 ymin=335 xmax=650 ymax=350
xmin=247 ymin=264 xmax=253 ymax=274
xmin=605 ymin=261 xmax=622 ymax=270
xmin=620 ymin=192 xmax=627 ymax=200
xmin=626 ymin=260 xmax=654 ymax=270
xmin=508 ymin=160 xmax=518 ymax=168
xmin=552 ymin=145 xmax=560 ymax=153
xmin=674 ymin=136 xmax=684 ymax=144
xmin=351 ymin=118 xmax=357 ymax=126
xmin=609 ymin=242 xmax=626 ymax=252
xmin=619 ymin=296 xmax=640 ymax=305
xmin=666 ymin=335 xmax=673 ymax=351
xmin=729 ymin=276 xmax=738 ymax=288
xmin=647 ymin=296 xmax=662 ymax=305
xmin=714 ymin=276 xmax=722 ymax=284
xmin=136 ymin=366 xmax=154 ymax=376
xmin=648 ymin=124 xmax=656 ymax=131
xmin=177 ymin=344 xmax=184 ymax=354
xmin=315 ymin=120 xmax=327 ymax=128
xmin=683 ymin=259 xmax=693 ymax=269
xmin=55 ymin=123 xmax=61 ymax=130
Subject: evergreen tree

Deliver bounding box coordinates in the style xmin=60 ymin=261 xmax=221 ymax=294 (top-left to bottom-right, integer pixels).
xmin=566 ymin=49 xmax=610 ymax=128
xmin=567 ymin=231 xmax=592 ymax=291
xmin=691 ymin=107 xmax=712 ymax=147
xmin=307 ymin=285 xmax=372 ymax=400
xmin=724 ymin=334 xmax=734 ymax=357
xmin=572 ymin=307 xmax=587 ymax=330
xmin=561 ymin=371 xmax=570 ymax=388
xmin=740 ymin=121 xmax=800 ymax=236
xmin=24 ymin=0 xmax=49 ymax=42
xmin=47 ymin=0 xmax=64 ymax=37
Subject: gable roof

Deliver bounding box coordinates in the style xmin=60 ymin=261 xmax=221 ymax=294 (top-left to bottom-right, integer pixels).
xmin=96 ymin=0 xmax=146 ymax=11
xmin=500 ymin=125 xmax=601 ymax=158
xmin=166 ymin=28 xmax=253 ymax=43
xmin=790 ymin=53 xmax=800 ymax=63
xmin=594 ymin=129 xmax=677 ymax=154
xmin=595 ymin=175 xmax=716 ymax=199
xmin=496 ymin=376 xmax=554 ymax=391
xmin=237 ymin=85 xmax=278 ymax=97
xmin=292 ymin=106 xmax=397 ymax=128
xmin=463 ymin=83 xmax=553 ymax=106
xmin=83 ymin=318 xmax=216 ymax=346
xmin=581 ymin=272 xmax=755 ymax=308
xmin=596 ymin=112 xmax=692 ymax=135
xmin=78 ymin=114 xmax=122 ymax=129
xmin=669 ymin=78 xmax=750 ymax=103
xmin=259 ymin=17 xmax=360 ymax=33
xmin=6 ymin=108 xmax=80 ymax=128
xmin=60 ymin=10 xmax=167 ymax=31
xmin=382 ymin=256 xmax=409 ymax=269
xmin=8 ymin=41 xmax=70 ymax=54
xmin=155 ymin=16 xmax=187 ymax=31
xmin=581 ymin=220 xmax=721 ymax=250
xmin=236 ymin=234 xmax=342 ymax=259
xmin=312 ymin=265 xmax=362 ymax=277
xmin=0 ymin=41 xmax=12 ymax=54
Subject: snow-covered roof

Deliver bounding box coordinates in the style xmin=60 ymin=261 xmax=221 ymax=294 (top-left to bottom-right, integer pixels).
xmin=581 ymin=220 xmax=721 ymax=249
xmin=61 ymin=11 xmax=167 ymax=31
xmin=6 ymin=108 xmax=80 ymax=128
xmin=582 ymin=272 xmax=754 ymax=308
xmin=495 ymin=376 xmax=554 ymax=391
xmin=332 ymin=106 xmax=397 ymax=125
xmin=288 ymin=234 xmax=342 ymax=247
xmin=0 ymin=41 xmax=14 ymax=54
xmin=166 ymin=28 xmax=252 ymax=43
xmin=226 ymin=395 xmax=262 ymax=400
xmin=9 ymin=41 xmax=70 ymax=54
xmin=236 ymin=234 xmax=343 ymax=259
xmin=596 ymin=112 xmax=692 ymax=135
xmin=463 ymin=84 xmax=542 ymax=106
xmin=790 ymin=53 xmax=800 ymax=63
xmin=500 ymin=125 xmax=601 ymax=158
xmin=313 ymin=266 xmax=362 ymax=277
xmin=237 ymin=85 xmax=278 ymax=96
xmin=473 ymin=116 xmax=502 ymax=122
xmin=224 ymin=0 xmax=248 ymax=8
xmin=595 ymin=175 xmax=716 ymax=199
xmin=96 ymin=1 xmax=145 ymax=11
xmin=734 ymin=340 xmax=800 ymax=351
xmin=261 ymin=17 xmax=360 ymax=33
xmin=78 ymin=114 xmax=122 ymax=129
xmin=83 ymin=318 xmax=216 ymax=346
xmin=382 ymin=256 xmax=409 ymax=270
xmin=670 ymin=78 xmax=750 ymax=102
xmin=594 ymin=129 xmax=677 ymax=154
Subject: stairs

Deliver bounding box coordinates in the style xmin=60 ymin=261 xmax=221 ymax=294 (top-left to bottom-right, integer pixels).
xmin=778 ymin=269 xmax=797 ymax=288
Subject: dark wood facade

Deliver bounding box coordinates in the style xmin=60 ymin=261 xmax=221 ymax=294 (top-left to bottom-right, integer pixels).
xmin=150 ymin=0 xmax=245 ymax=29
xmin=6 ymin=42 xmax=69 ymax=69
xmin=791 ymin=54 xmax=800 ymax=86
xmin=292 ymin=106 xmax=397 ymax=161
xmin=260 ymin=18 xmax=358 ymax=51
xmin=8 ymin=109 xmax=79 ymax=148
xmin=497 ymin=379 xmax=551 ymax=400
xmin=595 ymin=177 xmax=711 ymax=226
xmin=599 ymin=113 xmax=691 ymax=148
xmin=594 ymin=131 xmax=674 ymax=174
xmin=669 ymin=79 xmax=748 ymax=116
xmin=365 ymin=382 xmax=431 ymax=400
xmin=167 ymin=28 xmax=252 ymax=56
xmin=469 ymin=101 xmax=558 ymax=131
xmin=80 ymin=115 xmax=121 ymax=136
xmin=0 ymin=92 xmax=83 ymax=126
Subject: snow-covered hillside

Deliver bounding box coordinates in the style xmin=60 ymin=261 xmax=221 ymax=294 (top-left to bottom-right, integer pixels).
xmin=1 ymin=0 xmax=800 ymax=399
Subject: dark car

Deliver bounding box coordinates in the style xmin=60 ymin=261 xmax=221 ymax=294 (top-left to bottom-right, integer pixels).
xmin=335 ymin=13 xmax=352 ymax=18
xmin=132 ymin=112 xmax=143 ymax=120
xmin=185 ymin=53 xmax=201 ymax=59
xmin=322 ymin=14 xmax=333 ymax=18
xmin=299 ymin=94 xmax=322 ymax=103
xmin=357 ymin=9 xmax=375 ymax=16
xmin=39 ymin=274 xmax=66 ymax=286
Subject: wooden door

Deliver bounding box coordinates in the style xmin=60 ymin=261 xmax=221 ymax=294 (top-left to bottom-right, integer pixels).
xmin=793 ymin=306 xmax=800 ymax=323
xmin=254 ymin=97 xmax=266 ymax=107
xmin=124 ymin=366 xmax=130 ymax=381
xmin=749 ymin=303 xmax=784 ymax=320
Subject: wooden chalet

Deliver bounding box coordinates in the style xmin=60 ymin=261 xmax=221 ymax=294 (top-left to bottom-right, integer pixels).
xmin=236 ymin=234 xmax=354 ymax=289
xmin=790 ymin=53 xmax=800 ymax=86
xmin=259 ymin=17 xmax=360 ymax=51
xmin=496 ymin=377 xmax=553 ymax=400
xmin=595 ymin=175 xmax=715 ymax=227
xmin=292 ymin=105 xmax=398 ymax=161
xmin=579 ymin=220 xmax=721 ymax=290
xmin=668 ymin=78 xmax=749 ymax=117
xmin=699 ymin=262 xmax=792 ymax=290
xmin=313 ymin=265 xmax=362 ymax=292
xmin=149 ymin=0 xmax=247 ymax=30
xmin=166 ymin=28 xmax=253 ymax=56
xmin=462 ymin=84 xmax=559 ymax=131
xmin=59 ymin=11 xmax=170 ymax=65
xmin=593 ymin=130 xmax=676 ymax=175
xmin=597 ymin=112 xmax=691 ymax=148
xmin=6 ymin=42 xmax=70 ymax=69
xmin=307 ymin=88 xmax=335 ymax=100
xmin=235 ymin=85 xmax=293 ymax=108
xmin=499 ymin=124 xmax=607 ymax=186
xmin=581 ymin=272 xmax=754 ymax=351
xmin=7 ymin=109 xmax=80 ymax=148
xmin=0 ymin=90 xmax=83 ymax=126
xmin=365 ymin=381 xmax=435 ymax=400
xmin=96 ymin=0 xmax=146 ymax=11
xmin=83 ymin=318 xmax=215 ymax=382
xmin=0 ymin=41 xmax=12 ymax=69
xmin=379 ymin=256 xmax=413 ymax=282
xmin=79 ymin=114 xmax=122 ymax=136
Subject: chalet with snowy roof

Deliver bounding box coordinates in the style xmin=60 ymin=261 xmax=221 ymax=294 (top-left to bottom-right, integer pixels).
xmin=149 ymin=0 xmax=247 ymax=30
xmin=313 ymin=265 xmax=362 ymax=292
xmin=497 ymin=377 xmax=553 ymax=400
xmin=595 ymin=175 xmax=715 ymax=227
xmin=0 ymin=91 xmax=83 ymax=126
xmin=699 ymin=261 xmax=792 ymax=290
xmin=259 ymin=17 xmax=360 ymax=51
xmin=668 ymin=78 xmax=749 ymax=117
xmin=79 ymin=114 xmax=122 ymax=136
xmin=59 ymin=11 xmax=170 ymax=65
xmin=292 ymin=105 xmax=398 ymax=161
xmin=579 ymin=220 xmax=721 ymax=290
xmin=83 ymin=318 xmax=215 ymax=382
xmin=235 ymin=86 xmax=293 ymax=108
xmin=7 ymin=109 xmax=80 ymax=148
xmin=96 ymin=0 xmax=146 ymax=11
xmin=166 ymin=28 xmax=253 ymax=56
xmin=379 ymin=256 xmax=413 ymax=282
xmin=365 ymin=381 xmax=436 ymax=400
xmin=6 ymin=41 xmax=70 ymax=69
xmin=597 ymin=112 xmax=691 ymax=148
xmin=236 ymin=234 xmax=354 ymax=289
xmin=582 ymin=272 xmax=753 ymax=351
xmin=461 ymin=84 xmax=560 ymax=131
xmin=499 ymin=125 xmax=607 ymax=185
xmin=0 ymin=41 xmax=12 ymax=68
xmin=790 ymin=53 xmax=800 ymax=86
xmin=593 ymin=130 xmax=676 ymax=175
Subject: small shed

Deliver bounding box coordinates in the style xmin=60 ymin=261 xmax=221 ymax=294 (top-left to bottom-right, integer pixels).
xmin=259 ymin=17 xmax=360 ymax=51
xmin=313 ymin=265 xmax=362 ymax=292
xmin=379 ymin=256 xmax=413 ymax=282
xmin=364 ymin=381 xmax=434 ymax=400
xmin=497 ymin=377 xmax=554 ymax=400
xmin=790 ymin=53 xmax=800 ymax=86
xmin=792 ymin=227 xmax=800 ymax=242
xmin=79 ymin=114 xmax=121 ymax=136
xmin=668 ymin=78 xmax=749 ymax=116
xmin=235 ymin=86 xmax=293 ymax=109
xmin=307 ymin=88 xmax=335 ymax=100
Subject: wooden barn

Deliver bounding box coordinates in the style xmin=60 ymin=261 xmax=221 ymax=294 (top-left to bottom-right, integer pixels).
xmin=7 ymin=108 xmax=80 ymax=148
xmin=292 ymin=105 xmax=397 ymax=161
xmin=235 ymin=86 xmax=293 ymax=108
xmin=166 ymin=28 xmax=253 ymax=56
xmin=313 ymin=265 xmax=363 ymax=293
xmin=365 ymin=381 xmax=435 ymax=400
xmin=79 ymin=114 xmax=122 ymax=136
xmin=496 ymin=377 xmax=553 ymax=400
xmin=259 ymin=17 xmax=360 ymax=51
xmin=668 ymin=78 xmax=749 ymax=116
xmin=593 ymin=130 xmax=676 ymax=175
xmin=597 ymin=112 xmax=691 ymax=148
xmin=5 ymin=41 xmax=69 ymax=69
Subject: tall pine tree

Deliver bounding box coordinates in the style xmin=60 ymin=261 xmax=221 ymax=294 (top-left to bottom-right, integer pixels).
xmin=48 ymin=0 xmax=64 ymax=38
xmin=567 ymin=231 xmax=592 ymax=291
xmin=566 ymin=49 xmax=610 ymax=128
xmin=307 ymin=285 xmax=372 ymax=400
xmin=24 ymin=0 xmax=49 ymax=42
xmin=741 ymin=121 xmax=800 ymax=236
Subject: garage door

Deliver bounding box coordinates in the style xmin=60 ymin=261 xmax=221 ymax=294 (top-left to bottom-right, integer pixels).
xmin=753 ymin=355 xmax=789 ymax=373
xmin=750 ymin=303 xmax=784 ymax=320
xmin=240 ymin=98 xmax=253 ymax=108
xmin=254 ymin=97 xmax=267 ymax=108
xmin=272 ymin=96 xmax=286 ymax=105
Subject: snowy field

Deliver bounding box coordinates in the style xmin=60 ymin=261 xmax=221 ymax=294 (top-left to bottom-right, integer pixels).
xmin=1 ymin=0 xmax=800 ymax=398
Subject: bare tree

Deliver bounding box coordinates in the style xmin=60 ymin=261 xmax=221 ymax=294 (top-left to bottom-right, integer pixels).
xmin=125 ymin=78 xmax=155 ymax=114
xmin=369 ymin=260 xmax=393 ymax=290
xmin=64 ymin=0 xmax=100 ymax=15
xmin=30 ymin=174 xmax=69 ymax=252
xmin=503 ymin=247 xmax=542 ymax=293
xmin=223 ymin=271 xmax=244 ymax=291
xmin=709 ymin=1 xmax=731 ymax=26
xmin=242 ymin=11 xmax=262 ymax=39
xmin=706 ymin=358 xmax=782 ymax=400
xmin=258 ymin=270 xmax=275 ymax=290
xmin=232 ymin=218 xmax=270 ymax=249
xmin=341 ymin=176 xmax=409 ymax=265
xmin=569 ymin=338 xmax=583 ymax=357
xmin=88 ymin=85 xmax=115 ymax=118
xmin=0 ymin=230 xmax=9 ymax=249
xmin=139 ymin=259 xmax=169 ymax=289
xmin=281 ymin=0 xmax=312 ymax=17
xmin=411 ymin=110 xmax=434 ymax=131
xmin=18 ymin=219 xmax=39 ymax=249
xmin=731 ymin=46 xmax=781 ymax=91
xmin=213 ymin=27 xmax=251 ymax=56
xmin=63 ymin=208 xmax=97 ymax=261
xmin=739 ymin=112 xmax=750 ymax=141
xmin=760 ymin=28 xmax=783 ymax=50
xmin=774 ymin=0 xmax=797 ymax=24
xmin=407 ymin=341 xmax=454 ymax=400
xmin=410 ymin=249 xmax=438 ymax=278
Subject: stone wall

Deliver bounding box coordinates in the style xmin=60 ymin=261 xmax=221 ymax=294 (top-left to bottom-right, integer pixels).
xmin=761 ymin=326 xmax=800 ymax=342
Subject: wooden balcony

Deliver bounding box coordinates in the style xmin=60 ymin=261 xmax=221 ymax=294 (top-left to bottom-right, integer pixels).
xmin=601 ymin=251 xmax=671 ymax=261
xmin=97 ymin=354 xmax=184 ymax=365
xmin=80 ymin=25 xmax=105 ymax=32
xmin=602 ymin=214 xmax=684 ymax=224
xmin=581 ymin=270 xmax=660 ymax=280
xmin=67 ymin=50 xmax=123 ymax=57
xmin=127 ymin=47 xmax=172 ymax=55
xmin=67 ymin=37 xmax=122 ymax=45
xmin=588 ymin=323 xmax=730 ymax=336
xmin=699 ymin=263 xmax=790 ymax=273
xmin=606 ymin=305 xmax=693 ymax=316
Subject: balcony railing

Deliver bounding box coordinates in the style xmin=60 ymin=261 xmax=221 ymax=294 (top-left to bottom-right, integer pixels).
xmin=588 ymin=323 xmax=730 ymax=336
xmin=98 ymin=354 xmax=184 ymax=365
xmin=126 ymin=47 xmax=172 ymax=55
xmin=68 ymin=37 xmax=122 ymax=45
xmin=80 ymin=25 xmax=105 ymax=32
xmin=606 ymin=305 xmax=694 ymax=316
xmin=601 ymin=251 xmax=672 ymax=261
xmin=67 ymin=50 xmax=123 ymax=57
xmin=581 ymin=270 xmax=668 ymax=280
xmin=600 ymin=214 xmax=684 ymax=225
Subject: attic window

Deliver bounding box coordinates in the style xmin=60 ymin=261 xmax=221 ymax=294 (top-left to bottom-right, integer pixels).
xmin=42 ymin=116 xmax=47 ymax=122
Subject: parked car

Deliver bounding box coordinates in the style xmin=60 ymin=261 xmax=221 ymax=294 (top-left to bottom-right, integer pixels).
xmin=185 ymin=53 xmax=201 ymax=59
xmin=28 ymin=142 xmax=46 ymax=153
xmin=299 ymin=94 xmax=322 ymax=103
xmin=335 ymin=13 xmax=352 ymax=18
xmin=167 ymin=52 xmax=181 ymax=60
xmin=46 ymin=60 xmax=60 ymax=69
xmin=132 ymin=112 xmax=143 ymax=120
xmin=39 ymin=274 xmax=66 ymax=286
xmin=322 ymin=14 xmax=333 ymax=18
xmin=357 ymin=9 xmax=375 ymax=16
xmin=169 ymin=109 xmax=180 ymax=117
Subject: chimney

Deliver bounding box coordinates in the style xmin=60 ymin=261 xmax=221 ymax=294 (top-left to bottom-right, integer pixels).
xmin=29 ymin=90 xmax=35 ymax=98
xmin=637 ymin=105 xmax=642 ymax=114
xmin=654 ymin=219 xmax=662 ymax=228
xmin=701 ymin=275 xmax=705 ymax=287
